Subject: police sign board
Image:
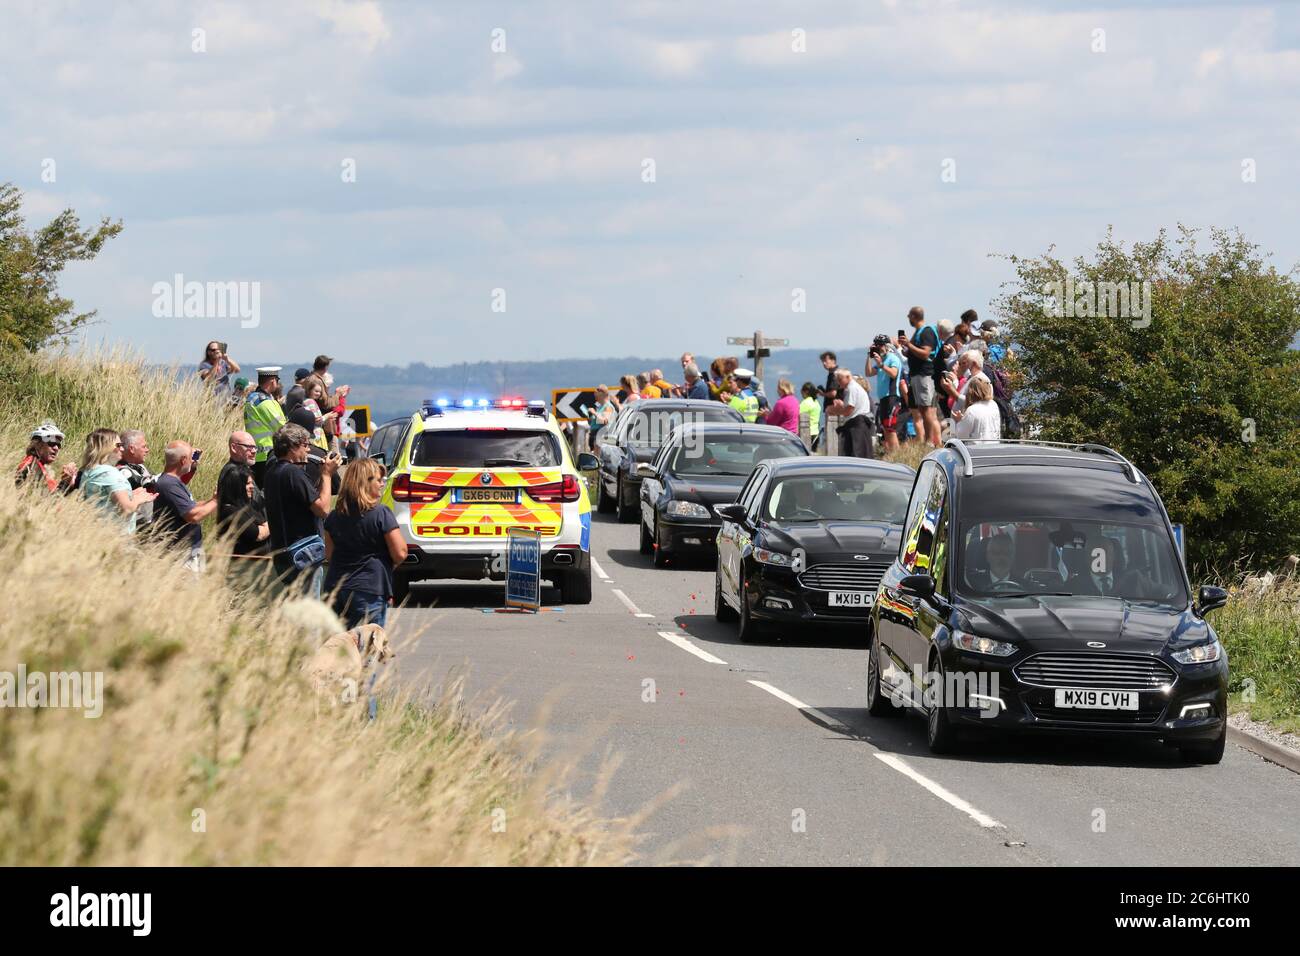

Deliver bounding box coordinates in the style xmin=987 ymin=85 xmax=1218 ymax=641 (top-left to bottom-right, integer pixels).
xmin=505 ymin=528 xmax=541 ymax=610
xmin=552 ymin=388 xmax=598 ymax=423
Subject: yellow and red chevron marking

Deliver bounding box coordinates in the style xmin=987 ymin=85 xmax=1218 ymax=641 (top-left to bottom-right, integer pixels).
xmin=410 ymin=468 xmax=564 ymax=537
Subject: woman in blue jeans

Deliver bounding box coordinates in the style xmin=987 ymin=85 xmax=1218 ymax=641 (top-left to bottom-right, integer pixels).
xmin=323 ymin=458 xmax=408 ymax=628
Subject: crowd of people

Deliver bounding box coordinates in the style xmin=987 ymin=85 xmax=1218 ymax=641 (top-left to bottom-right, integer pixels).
xmin=13 ymin=348 xmax=400 ymax=630
xmin=585 ymin=308 xmax=1017 ymax=458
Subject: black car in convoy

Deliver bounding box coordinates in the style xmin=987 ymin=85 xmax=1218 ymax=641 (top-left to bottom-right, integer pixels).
xmin=714 ymin=457 xmax=915 ymax=641
xmin=637 ymin=423 xmax=808 ymax=566
xmin=595 ymin=399 xmax=741 ymax=522
xmin=866 ymin=439 xmax=1229 ymax=762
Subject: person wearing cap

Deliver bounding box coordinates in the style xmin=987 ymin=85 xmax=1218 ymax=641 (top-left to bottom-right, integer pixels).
xmin=282 ymin=367 xmax=311 ymax=414
xmin=981 ymin=320 xmax=1007 ymax=363
xmin=867 ymin=334 xmax=904 ymax=454
xmin=229 ymin=376 xmax=251 ymax=407
xmin=244 ymin=367 xmax=287 ymax=487
xmin=728 ymin=368 xmax=761 ymax=422
xmin=16 ymin=421 xmax=78 ymax=493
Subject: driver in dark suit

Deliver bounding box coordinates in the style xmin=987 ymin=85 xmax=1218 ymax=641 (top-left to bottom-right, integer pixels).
xmin=966 ymin=533 xmax=1023 ymax=592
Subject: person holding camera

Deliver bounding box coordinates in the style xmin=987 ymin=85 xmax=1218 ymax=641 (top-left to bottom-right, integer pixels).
xmin=152 ymin=441 xmax=219 ymax=570
xmin=264 ymin=423 xmax=340 ymax=597
xmin=867 ymin=335 xmax=904 ymax=454
xmin=116 ymin=429 xmax=159 ymax=530
xmin=198 ymin=341 xmax=240 ymax=396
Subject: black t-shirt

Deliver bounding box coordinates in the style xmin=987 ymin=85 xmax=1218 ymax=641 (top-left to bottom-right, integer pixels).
xmin=324 ymin=505 xmax=399 ymax=598
xmin=823 ymin=368 xmax=838 ymax=403
xmin=152 ymin=474 xmax=201 ymax=550
xmin=907 ymin=326 xmax=939 ymax=377
xmin=264 ymin=458 xmax=323 ymax=558
xmin=217 ymin=460 xmax=269 ymax=556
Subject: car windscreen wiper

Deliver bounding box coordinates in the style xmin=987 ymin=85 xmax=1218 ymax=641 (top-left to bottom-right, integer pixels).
xmin=482 ymin=457 xmax=530 ymax=467
xmin=984 ymin=591 xmax=1075 ymax=599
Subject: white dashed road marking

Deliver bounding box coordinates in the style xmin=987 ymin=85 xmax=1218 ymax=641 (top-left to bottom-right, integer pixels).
xmin=611 ymin=588 xmax=654 ymax=618
xmin=591 ymin=557 xmax=610 ymax=581
xmin=747 ymin=680 xmax=1005 ymax=831
xmin=658 ymin=631 xmax=727 ymax=665
xmin=874 ymin=753 xmax=1006 ymax=829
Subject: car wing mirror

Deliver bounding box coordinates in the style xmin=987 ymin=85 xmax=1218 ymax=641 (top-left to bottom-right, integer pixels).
xmin=635 ymin=462 xmax=657 ymax=480
xmin=716 ymin=503 xmax=746 ymax=524
xmin=369 ymin=452 xmax=386 ymax=466
xmin=1196 ymin=584 xmax=1228 ymax=615
xmin=899 ymin=572 xmax=936 ymax=601
xmin=576 ymin=452 xmax=599 ymax=471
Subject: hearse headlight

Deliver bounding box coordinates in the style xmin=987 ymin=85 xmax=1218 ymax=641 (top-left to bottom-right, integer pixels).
xmin=951 ymin=629 xmax=1017 ymax=658
xmin=665 ymin=500 xmax=710 ymax=519
xmin=1172 ymin=640 xmax=1222 ymax=665
xmin=755 ymin=547 xmax=793 ymax=567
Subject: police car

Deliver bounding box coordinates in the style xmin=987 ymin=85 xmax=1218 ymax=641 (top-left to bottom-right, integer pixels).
xmin=371 ymin=397 xmax=599 ymax=604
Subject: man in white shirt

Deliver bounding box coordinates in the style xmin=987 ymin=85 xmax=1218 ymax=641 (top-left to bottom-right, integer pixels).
xmin=826 ymin=367 xmax=874 ymax=459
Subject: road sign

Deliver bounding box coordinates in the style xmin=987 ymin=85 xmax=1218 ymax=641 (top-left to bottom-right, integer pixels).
xmin=552 ymin=387 xmax=597 ymax=423
xmin=726 ymin=331 xmax=789 ymax=382
xmin=344 ymin=405 xmax=372 ymax=438
xmin=505 ymin=528 xmax=541 ymax=610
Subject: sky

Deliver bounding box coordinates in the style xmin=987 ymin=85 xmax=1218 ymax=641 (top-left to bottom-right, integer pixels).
xmin=3 ymin=0 xmax=1298 ymax=366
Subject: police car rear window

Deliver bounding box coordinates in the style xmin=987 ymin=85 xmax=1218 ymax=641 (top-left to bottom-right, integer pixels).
xmin=411 ymin=429 xmax=561 ymax=468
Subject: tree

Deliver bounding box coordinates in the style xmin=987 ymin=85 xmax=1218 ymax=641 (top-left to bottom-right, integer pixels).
xmin=994 ymin=226 xmax=1300 ymax=574
xmin=0 ymin=181 xmax=123 ymax=352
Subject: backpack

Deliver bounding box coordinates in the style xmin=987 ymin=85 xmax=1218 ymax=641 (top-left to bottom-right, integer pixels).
xmin=994 ymin=397 xmax=1022 ymax=438
xmin=988 ymin=363 xmax=1011 ymax=401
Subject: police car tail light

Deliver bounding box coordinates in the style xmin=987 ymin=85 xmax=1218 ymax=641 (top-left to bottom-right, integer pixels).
xmin=495 ymin=397 xmax=526 ymax=409
xmin=528 ymin=474 xmax=581 ymax=503
xmin=391 ymin=472 xmax=447 ymax=503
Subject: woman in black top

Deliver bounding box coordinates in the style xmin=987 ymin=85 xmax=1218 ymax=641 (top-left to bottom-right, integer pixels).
xmin=323 ymin=458 xmax=408 ymax=628
xmin=217 ymin=462 xmax=270 ymax=556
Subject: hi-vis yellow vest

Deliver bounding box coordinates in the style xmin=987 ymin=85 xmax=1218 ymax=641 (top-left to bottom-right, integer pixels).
xmin=243 ymin=391 xmax=286 ymax=462
xmin=729 ymin=390 xmax=760 ymax=423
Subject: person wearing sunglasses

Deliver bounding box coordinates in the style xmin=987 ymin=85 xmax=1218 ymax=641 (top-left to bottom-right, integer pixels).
xmin=78 ymin=428 xmax=156 ymax=534
xmin=217 ymin=431 xmax=270 ymax=559
xmin=15 ymin=420 xmax=78 ymax=493
xmin=198 ymin=341 xmax=240 ymax=396
xmin=323 ymin=457 xmax=407 ymax=628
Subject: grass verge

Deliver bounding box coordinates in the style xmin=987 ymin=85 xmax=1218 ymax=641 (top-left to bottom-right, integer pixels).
xmin=0 ymin=347 xmax=633 ymax=864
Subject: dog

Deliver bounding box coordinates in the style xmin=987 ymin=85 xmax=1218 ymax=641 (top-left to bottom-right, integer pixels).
xmin=304 ymin=623 xmax=393 ymax=704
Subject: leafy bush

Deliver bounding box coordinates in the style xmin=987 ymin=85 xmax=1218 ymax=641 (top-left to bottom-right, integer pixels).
xmin=994 ymin=226 xmax=1300 ymax=573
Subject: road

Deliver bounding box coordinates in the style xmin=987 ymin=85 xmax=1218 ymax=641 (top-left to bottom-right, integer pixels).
xmin=390 ymin=510 xmax=1300 ymax=866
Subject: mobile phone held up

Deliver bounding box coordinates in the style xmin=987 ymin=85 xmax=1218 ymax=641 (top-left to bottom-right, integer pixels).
xmin=191 ymin=449 xmax=202 ymax=465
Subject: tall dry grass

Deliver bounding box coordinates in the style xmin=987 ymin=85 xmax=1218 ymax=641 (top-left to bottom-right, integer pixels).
xmin=0 ymin=348 xmax=635 ymax=865
xmin=1217 ymin=573 xmax=1300 ymax=734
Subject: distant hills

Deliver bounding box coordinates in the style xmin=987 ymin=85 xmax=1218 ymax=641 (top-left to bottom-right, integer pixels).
xmin=243 ymin=349 xmax=872 ymax=425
